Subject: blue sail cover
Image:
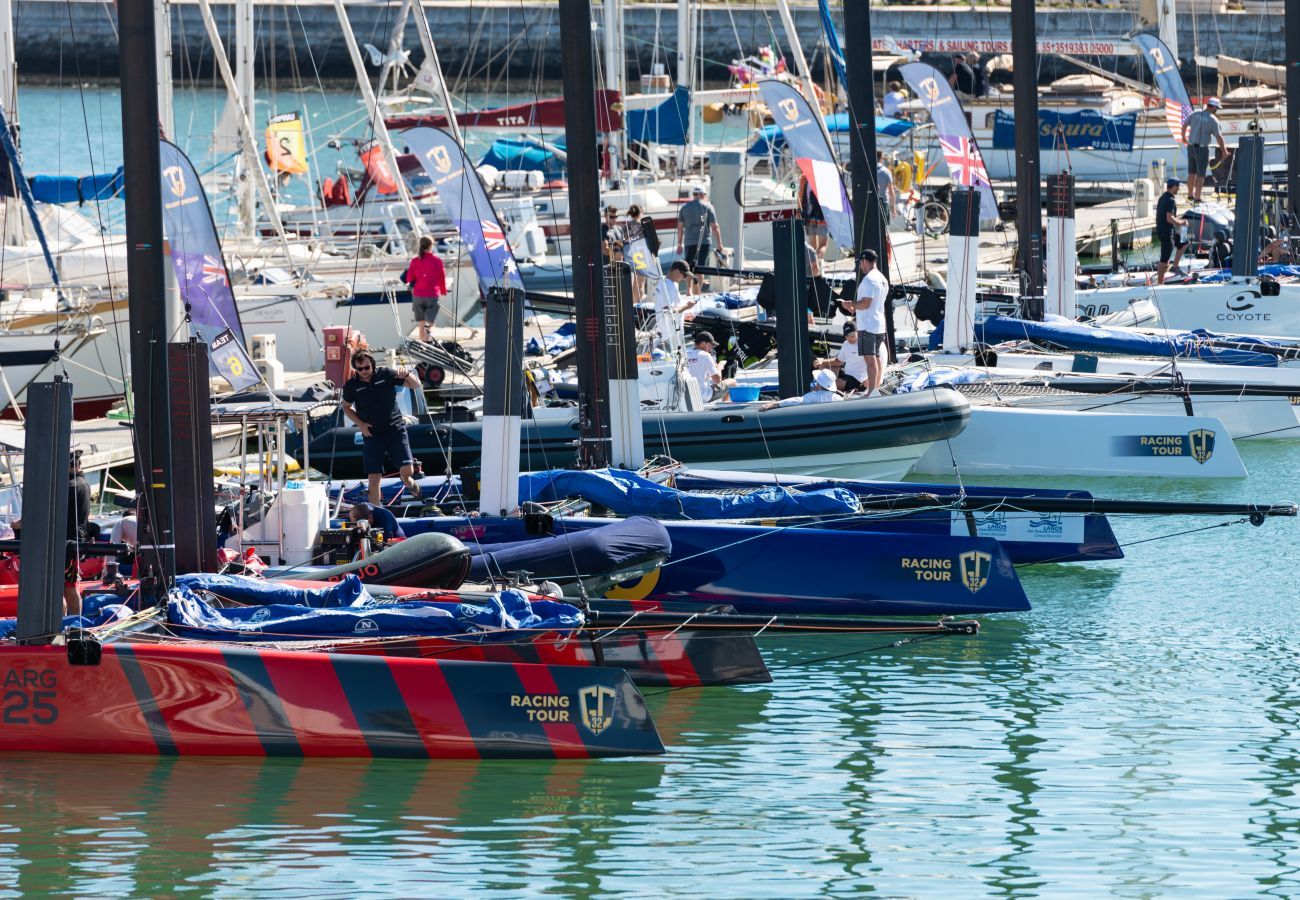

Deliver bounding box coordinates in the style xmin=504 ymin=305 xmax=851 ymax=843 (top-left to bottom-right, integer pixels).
xmin=165 ymin=573 xmax=582 ymax=641
xmin=991 ymin=109 xmax=1137 ymax=152
xmin=625 ymin=87 xmax=691 ymax=146
xmin=159 ymin=140 xmax=260 ymax=390
xmin=519 ymin=468 xmax=862 ymax=519
xmin=756 ymin=79 xmax=854 ymax=250
xmin=470 ymin=516 xmax=671 ymax=581
xmin=952 ymin=314 xmax=1280 ymax=366
xmin=405 ymin=127 xmax=525 ymax=293
xmin=30 ymin=168 xmax=125 ymax=204
xmin=747 ymin=113 xmax=913 ymax=156
xmin=479 ymin=139 xmax=565 ymax=179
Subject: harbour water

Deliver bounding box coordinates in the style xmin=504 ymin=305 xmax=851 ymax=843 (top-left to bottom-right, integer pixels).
xmin=1 ymin=440 xmax=1296 ymax=895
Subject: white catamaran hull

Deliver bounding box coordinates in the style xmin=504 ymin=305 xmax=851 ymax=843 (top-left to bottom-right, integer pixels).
xmin=909 ymin=408 xmax=1246 ymax=478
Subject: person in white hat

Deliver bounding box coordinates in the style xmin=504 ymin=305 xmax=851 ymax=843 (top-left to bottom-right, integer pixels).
xmin=760 ymin=367 xmax=844 ymax=410
xmin=1182 ymin=97 xmax=1226 ymax=203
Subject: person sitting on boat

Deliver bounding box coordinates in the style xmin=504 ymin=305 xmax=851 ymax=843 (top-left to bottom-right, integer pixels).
xmin=759 ymin=369 xmax=843 ymax=411
xmin=403 ymin=236 xmax=448 ymax=342
xmin=816 ymin=321 xmax=870 ymax=393
xmin=1155 ymin=178 xmax=1189 ymax=285
xmin=853 ymin=249 xmax=889 ymax=397
xmin=1182 ymin=97 xmax=1226 ymax=204
xmin=348 ymin=501 xmax=405 ymax=540
xmin=686 ymin=331 xmax=735 ymax=402
xmin=675 ymin=186 xmax=727 ymax=295
xmin=881 ymin=80 xmax=909 ymax=118
xmin=341 ymin=350 xmax=423 ymax=507
xmin=65 ymin=449 xmax=90 ymax=616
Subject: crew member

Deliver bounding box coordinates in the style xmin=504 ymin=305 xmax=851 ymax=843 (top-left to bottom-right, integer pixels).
xmin=65 ymin=450 xmax=90 ymax=616
xmin=759 ymin=369 xmax=843 ymax=410
xmin=349 ymin=501 xmax=405 ymax=539
xmin=1182 ymin=97 xmax=1226 ymax=204
xmin=1155 ymin=178 xmax=1188 ymax=285
xmin=341 ymin=349 xmax=423 ymax=506
xmin=403 ymin=236 xmax=448 ymax=342
xmin=853 ymin=249 xmax=890 ymax=397
xmin=816 ymin=321 xmax=870 ymax=392
xmin=675 ymin=186 xmax=727 ymax=295
xmin=685 ymin=331 xmax=734 ymax=402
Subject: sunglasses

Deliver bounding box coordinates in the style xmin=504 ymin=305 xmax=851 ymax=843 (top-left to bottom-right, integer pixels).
xmin=354 ymin=363 xmax=373 ymax=371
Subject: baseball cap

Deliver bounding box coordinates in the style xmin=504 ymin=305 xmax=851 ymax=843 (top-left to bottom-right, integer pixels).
xmin=691 ymin=185 xmax=706 ymax=195
xmin=812 ymin=369 xmax=838 ymax=390
xmin=858 ymin=248 xmax=878 ymax=262
xmin=842 ymin=321 xmax=856 ymax=336
xmin=1207 ymin=96 xmax=1222 ymax=108
xmin=1166 ymin=177 xmax=1181 ymax=188
xmin=694 ymin=331 xmax=716 ymax=345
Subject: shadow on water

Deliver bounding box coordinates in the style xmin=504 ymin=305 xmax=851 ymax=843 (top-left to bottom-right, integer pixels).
xmin=0 ymin=685 xmax=774 ymax=895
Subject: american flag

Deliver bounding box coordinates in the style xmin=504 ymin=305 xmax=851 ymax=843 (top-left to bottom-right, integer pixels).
xmin=1165 ymin=99 xmax=1192 ymax=143
xmin=938 ymin=135 xmax=990 ymax=189
xmin=200 ymin=254 xmax=228 ymax=287
xmin=480 ymin=219 xmax=508 ymax=251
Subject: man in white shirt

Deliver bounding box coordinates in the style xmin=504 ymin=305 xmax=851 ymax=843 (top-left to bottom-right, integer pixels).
xmin=760 ymin=368 xmax=843 ymax=410
xmin=653 ymin=260 xmax=696 ymax=351
xmin=853 ymin=249 xmax=889 ymax=396
xmin=817 ymin=321 xmax=870 ymax=392
xmin=685 ymin=330 xmax=726 ymax=401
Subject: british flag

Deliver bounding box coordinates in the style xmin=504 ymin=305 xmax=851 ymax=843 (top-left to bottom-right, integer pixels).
xmin=938 ymin=134 xmax=990 ymax=189
xmin=200 ymin=254 xmax=228 ymax=287
xmin=480 ymin=219 xmax=508 ymax=252
xmin=1165 ymin=99 xmax=1192 ymax=143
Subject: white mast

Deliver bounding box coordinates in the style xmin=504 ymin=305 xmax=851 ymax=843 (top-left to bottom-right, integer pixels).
xmin=1158 ymin=0 xmax=1179 ymax=63
xmin=774 ymin=0 xmax=836 ymax=152
xmin=676 ymin=0 xmax=692 ymax=174
xmin=332 ymin=0 xmax=426 ymax=242
xmin=155 ymin=0 xmax=175 ymax=138
xmin=233 ymin=0 xmax=255 ymax=238
xmin=409 ymin=0 xmax=466 ymax=150
xmin=0 ymin=0 xmax=23 ymax=246
xmin=603 ymin=0 xmax=623 ymax=186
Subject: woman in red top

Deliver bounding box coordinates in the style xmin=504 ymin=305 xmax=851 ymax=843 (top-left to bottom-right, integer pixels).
xmin=403 ymin=236 xmax=448 ymax=341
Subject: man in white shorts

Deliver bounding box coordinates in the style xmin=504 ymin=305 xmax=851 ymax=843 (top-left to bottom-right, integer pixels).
xmin=852 ymin=249 xmax=889 ymax=396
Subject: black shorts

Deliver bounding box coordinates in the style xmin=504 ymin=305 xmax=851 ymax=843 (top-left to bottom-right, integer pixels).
xmin=361 ymin=428 xmax=415 ymax=475
xmin=857 ymin=331 xmax=888 ymax=356
xmin=684 ymin=242 xmax=713 ymax=270
xmin=841 ymin=372 xmax=864 ymax=392
xmin=1158 ymin=232 xmax=1186 ymax=263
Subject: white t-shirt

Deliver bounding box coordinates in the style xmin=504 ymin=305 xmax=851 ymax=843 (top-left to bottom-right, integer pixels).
xmin=855 ymin=269 xmax=889 ymax=334
xmin=882 ymin=90 xmax=907 ymax=117
xmin=654 ymin=277 xmax=680 ymax=318
xmin=776 ymin=389 xmax=843 ymax=408
xmin=835 ymin=340 xmax=870 ymax=382
xmin=685 ymin=346 xmax=720 ymax=397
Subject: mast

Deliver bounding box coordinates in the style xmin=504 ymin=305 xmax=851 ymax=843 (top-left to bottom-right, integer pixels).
xmin=775 ymin=0 xmax=836 ymax=153
xmin=0 ymin=0 xmax=23 ymax=246
xmin=119 ymin=0 xmax=176 ymax=593
xmin=1011 ymin=0 xmax=1044 ymax=318
xmin=233 ymin=0 xmax=255 ymax=238
xmin=155 ymin=0 xmax=174 ymax=138
xmin=843 ymin=0 xmax=886 ymax=278
xmin=603 ymin=0 xmax=623 ymax=186
xmin=676 ymin=0 xmax=692 ymax=174
xmin=410 ymin=0 xmax=466 ymax=150
xmin=1287 ymin=0 xmax=1300 ymax=221
xmin=560 ymin=0 xmax=611 ymax=469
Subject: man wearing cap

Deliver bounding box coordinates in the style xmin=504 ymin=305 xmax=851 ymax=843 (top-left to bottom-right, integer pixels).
xmin=816 ymin=322 xmax=870 ymax=393
xmin=64 ymin=449 xmax=90 ymax=615
xmin=1182 ymin=97 xmax=1227 ymax=203
xmin=853 ymin=249 xmax=889 ymax=396
xmin=760 ymin=368 xmax=843 ymax=410
xmin=1155 ymin=177 xmax=1189 ymax=284
xmin=675 ymin=186 xmax=727 ymax=295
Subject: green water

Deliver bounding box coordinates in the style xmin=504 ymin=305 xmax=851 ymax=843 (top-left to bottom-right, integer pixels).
xmin=1 ymin=442 xmax=1296 ymax=895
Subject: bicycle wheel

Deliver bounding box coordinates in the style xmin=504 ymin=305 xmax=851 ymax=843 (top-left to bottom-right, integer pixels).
xmin=923 ymin=201 xmax=950 ymax=235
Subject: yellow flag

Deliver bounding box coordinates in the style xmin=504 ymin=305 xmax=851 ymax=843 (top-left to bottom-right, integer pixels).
xmin=265 ymin=111 xmax=308 ymax=175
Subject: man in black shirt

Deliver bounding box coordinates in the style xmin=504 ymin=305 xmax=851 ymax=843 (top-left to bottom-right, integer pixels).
xmin=341 ymin=349 xmax=423 ymax=505
xmin=65 ymin=449 xmax=90 ymax=615
xmin=1155 ymin=177 xmax=1188 ymax=284
xmin=949 ymin=54 xmax=976 ymax=96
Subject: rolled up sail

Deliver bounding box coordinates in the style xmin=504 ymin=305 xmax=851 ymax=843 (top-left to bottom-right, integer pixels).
xmin=899 ymin=62 xmax=997 ymax=217
xmin=159 ymin=140 xmax=260 ymax=391
xmin=756 ymin=78 xmax=854 ymax=251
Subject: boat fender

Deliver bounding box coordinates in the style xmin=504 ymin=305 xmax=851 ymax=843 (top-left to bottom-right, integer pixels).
xmin=1261 ymin=279 xmax=1281 ymax=296
xmin=972 ymin=344 xmax=998 ymax=367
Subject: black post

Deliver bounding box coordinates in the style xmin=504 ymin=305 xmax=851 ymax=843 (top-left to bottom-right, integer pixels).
xmin=1288 ymin=0 xmax=1300 ymax=221
xmin=1011 ymin=0 xmax=1044 ymax=317
xmin=1232 ymin=134 xmax=1264 ymax=279
xmin=774 ymin=219 xmax=811 ymax=399
xmin=119 ymin=0 xmax=176 ymax=593
xmin=843 ymin=0 xmax=884 ymax=280
xmin=559 ymin=0 xmax=610 ymax=469
xmin=15 ymin=378 xmax=73 ymax=644
xmin=169 ymin=341 xmax=217 ymax=575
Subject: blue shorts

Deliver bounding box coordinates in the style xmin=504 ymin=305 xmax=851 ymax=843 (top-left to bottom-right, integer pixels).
xmin=361 ymin=428 xmax=415 ymax=475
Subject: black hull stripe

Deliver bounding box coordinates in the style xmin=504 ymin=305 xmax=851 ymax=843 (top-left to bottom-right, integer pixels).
xmin=222 ymin=649 xmax=304 ymax=757
xmin=114 ymin=646 xmax=178 ymax=756
xmin=330 ymin=656 xmax=429 ymax=758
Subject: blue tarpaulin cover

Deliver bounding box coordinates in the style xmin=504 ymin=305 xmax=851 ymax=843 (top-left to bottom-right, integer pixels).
xmin=478 ymin=139 xmax=566 ymax=179
xmin=470 ymin=515 xmax=671 ymax=580
xmin=896 ymin=367 xmax=992 ymax=393
xmin=519 ymin=468 xmax=861 ymax=519
xmin=526 ymin=321 xmax=577 ymax=356
xmin=625 ymin=87 xmax=691 ymax=146
xmin=930 ymin=314 xmax=1280 ymax=366
xmin=29 ymin=167 xmax=125 ymax=204
xmin=747 ymin=112 xmax=912 ymax=157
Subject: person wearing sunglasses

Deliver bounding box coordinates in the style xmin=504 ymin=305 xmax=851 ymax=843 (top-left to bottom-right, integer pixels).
xmin=341 ymin=350 xmax=423 ymax=505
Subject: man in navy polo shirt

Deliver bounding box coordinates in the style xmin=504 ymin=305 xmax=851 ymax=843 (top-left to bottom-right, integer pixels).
xmin=341 ymin=349 xmax=423 ymax=505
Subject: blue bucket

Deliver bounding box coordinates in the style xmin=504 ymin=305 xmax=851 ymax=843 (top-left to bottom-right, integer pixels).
xmin=729 ymin=384 xmax=760 ymax=402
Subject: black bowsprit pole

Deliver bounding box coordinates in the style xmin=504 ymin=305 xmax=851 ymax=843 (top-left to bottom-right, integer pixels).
xmin=559 ymin=0 xmax=611 ymax=470
xmin=1011 ymin=0 xmax=1044 ymax=318
xmin=118 ymin=0 xmax=176 ymax=594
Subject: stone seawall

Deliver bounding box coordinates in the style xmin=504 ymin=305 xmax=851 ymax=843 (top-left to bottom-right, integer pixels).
xmin=13 ymin=0 xmax=1284 ymax=82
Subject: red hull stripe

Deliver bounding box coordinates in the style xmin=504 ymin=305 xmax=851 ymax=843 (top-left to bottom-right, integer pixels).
xmin=221 ymin=649 xmax=304 ymax=756
xmin=513 ymin=664 xmax=588 ymax=759
xmin=329 ymin=656 xmax=429 ymax=758
xmin=113 ymin=645 xmax=179 ymax=755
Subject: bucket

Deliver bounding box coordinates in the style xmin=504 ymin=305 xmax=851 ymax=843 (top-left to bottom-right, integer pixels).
xmin=729 ymin=385 xmax=760 ymax=402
